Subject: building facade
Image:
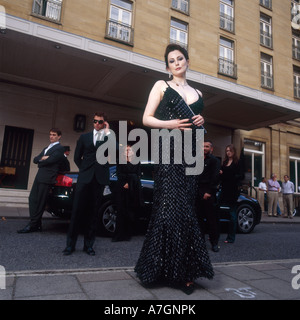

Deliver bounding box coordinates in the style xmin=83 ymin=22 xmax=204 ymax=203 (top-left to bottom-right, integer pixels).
xmin=1 ymin=0 xmax=300 ymax=205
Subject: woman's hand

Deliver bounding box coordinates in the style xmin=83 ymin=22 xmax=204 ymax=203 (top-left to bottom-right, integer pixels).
xmin=167 ymin=118 xmax=192 ymax=130
xmin=123 ymin=183 xmax=129 ymax=189
xmin=192 ymin=114 xmax=205 ymax=127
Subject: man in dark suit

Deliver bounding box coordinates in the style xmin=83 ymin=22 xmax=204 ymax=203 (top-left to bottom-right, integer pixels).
xmin=18 ymin=128 xmax=65 ymax=233
xmin=197 ymin=140 xmax=221 ymax=252
xmin=63 ymin=112 xmax=111 ymax=256
xmin=59 ymin=146 xmax=71 ymax=173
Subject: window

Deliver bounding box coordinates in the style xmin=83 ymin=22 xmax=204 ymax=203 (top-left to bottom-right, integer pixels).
xmin=293 ymin=32 xmax=300 ymax=60
xmin=261 ymin=53 xmax=273 ymax=89
xmin=260 ymin=14 xmax=272 ymax=48
xmin=171 ymin=0 xmax=189 ymax=15
xmin=290 ymin=148 xmax=300 ymax=193
xmin=220 ymin=0 xmax=234 ymax=33
xmin=170 ymin=18 xmax=188 ymax=49
xmin=219 ymin=37 xmax=237 ymax=78
xmin=294 ymin=67 xmax=300 ymax=98
xmin=244 ymin=139 xmax=265 ymax=188
xmin=260 ymin=0 xmax=272 ymax=10
xmin=32 ymin=0 xmax=62 ymax=23
xmin=106 ymin=0 xmax=134 ymax=45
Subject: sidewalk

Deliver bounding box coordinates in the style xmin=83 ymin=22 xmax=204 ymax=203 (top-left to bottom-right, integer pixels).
xmin=0 ymin=207 xmax=299 ymax=300
xmin=1 ymin=259 xmax=300 ymax=300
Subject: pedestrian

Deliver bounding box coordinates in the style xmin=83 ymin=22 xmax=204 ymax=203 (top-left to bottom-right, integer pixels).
xmin=135 ymin=44 xmax=214 ymax=295
xmin=258 ymin=177 xmax=268 ymax=212
xmin=267 ymin=173 xmax=281 ymax=217
xmin=112 ymin=145 xmax=143 ymax=242
xmin=63 ymin=112 xmax=111 ymax=256
xmin=197 ymin=140 xmax=221 ymax=252
xmin=219 ymin=144 xmax=244 ymax=244
xmin=282 ymin=175 xmax=295 ymax=219
xmin=17 ymin=128 xmax=65 ymax=233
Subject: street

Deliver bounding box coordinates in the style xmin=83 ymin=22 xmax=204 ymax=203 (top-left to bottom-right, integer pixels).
xmin=0 ymin=218 xmax=300 ymax=273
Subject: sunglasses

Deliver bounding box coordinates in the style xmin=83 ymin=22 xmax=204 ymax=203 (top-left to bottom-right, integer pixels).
xmin=93 ymin=119 xmax=104 ymax=124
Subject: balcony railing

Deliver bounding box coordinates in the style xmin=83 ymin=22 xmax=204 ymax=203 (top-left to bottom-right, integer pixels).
xmin=220 ymin=12 xmax=234 ymax=33
xmin=218 ymin=58 xmax=237 ymax=78
xmin=294 ymin=84 xmax=300 ymax=99
xmin=171 ymin=0 xmax=189 ymax=15
xmin=260 ymin=0 xmax=272 ymax=10
xmin=105 ymin=20 xmax=134 ymax=46
xmin=260 ymin=30 xmax=272 ymax=48
xmin=293 ymin=44 xmax=300 ymax=60
xmin=261 ymin=72 xmax=273 ymax=89
xmin=32 ymin=0 xmax=62 ymax=23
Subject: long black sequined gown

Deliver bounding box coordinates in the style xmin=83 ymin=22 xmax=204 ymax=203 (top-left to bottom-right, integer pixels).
xmin=135 ymin=83 xmax=214 ymax=285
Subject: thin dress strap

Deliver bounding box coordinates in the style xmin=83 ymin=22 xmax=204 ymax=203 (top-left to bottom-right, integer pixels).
xmin=194 ymin=87 xmax=201 ymax=98
xmin=165 ymin=80 xmax=170 ymax=87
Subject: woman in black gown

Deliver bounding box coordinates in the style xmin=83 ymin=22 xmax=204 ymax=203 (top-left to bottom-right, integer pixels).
xmin=134 ymin=44 xmax=214 ymax=294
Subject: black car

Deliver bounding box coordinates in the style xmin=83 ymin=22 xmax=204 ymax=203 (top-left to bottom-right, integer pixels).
xmin=46 ymin=162 xmax=261 ymax=236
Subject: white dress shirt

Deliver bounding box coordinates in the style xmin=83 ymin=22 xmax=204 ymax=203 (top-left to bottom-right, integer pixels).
xmin=93 ymin=129 xmax=110 ymax=146
xmin=44 ymin=141 xmax=59 ymax=154
xmin=282 ymin=180 xmax=295 ymax=194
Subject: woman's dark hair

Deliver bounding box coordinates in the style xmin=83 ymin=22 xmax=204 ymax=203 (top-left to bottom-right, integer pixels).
xmin=223 ymin=144 xmax=239 ymax=165
xmin=164 ymin=44 xmax=189 ymax=68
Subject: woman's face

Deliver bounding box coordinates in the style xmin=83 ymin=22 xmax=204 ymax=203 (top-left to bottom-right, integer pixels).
xmin=226 ymin=147 xmax=234 ymax=159
xmin=167 ymin=50 xmax=189 ymax=77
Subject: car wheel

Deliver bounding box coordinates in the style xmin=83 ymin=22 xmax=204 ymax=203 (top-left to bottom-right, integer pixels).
xmin=236 ymin=204 xmax=256 ymax=234
xmin=98 ymin=200 xmax=117 ymax=236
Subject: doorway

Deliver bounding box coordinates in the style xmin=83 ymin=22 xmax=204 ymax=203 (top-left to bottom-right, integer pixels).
xmin=0 ymin=126 xmax=34 ymax=189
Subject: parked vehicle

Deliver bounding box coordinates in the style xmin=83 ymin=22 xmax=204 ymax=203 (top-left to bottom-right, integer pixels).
xmin=46 ymin=162 xmax=262 ymax=236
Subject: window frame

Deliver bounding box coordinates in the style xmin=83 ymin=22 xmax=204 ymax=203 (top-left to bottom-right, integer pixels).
xmin=31 ymin=0 xmax=63 ymax=24
xmin=171 ymin=0 xmax=190 ymax=15
xmin=244 ymin=139 xmax=266 ymax=188
xmin=220 ymin=0 xmax=234 ymax=33
xmin=260 ymin=13 xmax=273 ymax=49
xmin=218 ymin=37 xmax=237 ymax=78
xmin=170 ymin=18 xmax=188 ymax=49
xmin=105 ymin=0 xmax=134 ymax=46
xmin=261 ymin=53 xmax=274 ymax=90
xmin=259 ymin=0 xmax=272 ymax=10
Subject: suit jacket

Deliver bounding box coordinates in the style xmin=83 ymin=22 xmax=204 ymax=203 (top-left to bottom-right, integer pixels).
xmin=59 ymin=156 xmax=71 ymax=173
xmin=33 ymin=143 xmax=65 ymax=184
xmin=74 ymin=131 xmax=110 ymax=185
xmin=198 ymin=154 xmax=221 ymax=197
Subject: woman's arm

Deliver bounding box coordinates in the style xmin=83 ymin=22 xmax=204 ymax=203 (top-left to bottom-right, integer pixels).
xmin=142 ymin=80 xmax=192 ymax=130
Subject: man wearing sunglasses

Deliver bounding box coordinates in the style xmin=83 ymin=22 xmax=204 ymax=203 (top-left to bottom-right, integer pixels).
xmin=63 ymin=112 xmax=110 ymax=256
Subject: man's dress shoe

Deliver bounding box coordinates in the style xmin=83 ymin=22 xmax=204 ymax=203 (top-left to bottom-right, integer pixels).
xmin=83 ymin=246 xmax=95 ymax=256
xmin=62 ymin=246 xmax=75 ymax=256
xmin=17 ymin=224 xmax=42 ymax=234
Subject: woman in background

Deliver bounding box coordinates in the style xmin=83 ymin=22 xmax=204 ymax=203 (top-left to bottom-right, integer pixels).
xmin=219 ymin=144 xmax=243 ymax=244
